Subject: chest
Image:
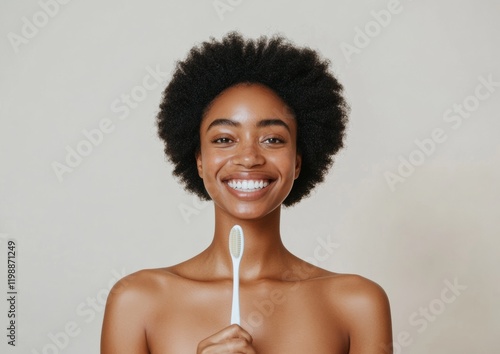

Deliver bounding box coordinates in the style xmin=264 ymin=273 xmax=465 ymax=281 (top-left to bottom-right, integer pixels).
xmin=146 ymin=281 xmax=348 ymax=353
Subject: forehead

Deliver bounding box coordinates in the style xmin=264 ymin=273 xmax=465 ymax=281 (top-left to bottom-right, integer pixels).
xmin=201 ymin=83 xmax=295 ymax=124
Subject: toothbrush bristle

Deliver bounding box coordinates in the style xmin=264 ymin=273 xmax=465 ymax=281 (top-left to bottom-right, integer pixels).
xmin=229 ymin=225 xmax=243 ymax=258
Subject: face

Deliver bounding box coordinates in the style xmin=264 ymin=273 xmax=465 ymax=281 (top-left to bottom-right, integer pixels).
xmin=196 ymin=83 xmax=301 ymax=220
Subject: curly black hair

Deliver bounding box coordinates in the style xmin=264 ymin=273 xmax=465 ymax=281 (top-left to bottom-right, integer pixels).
xmin=157 ymin=32 xmax=349 ymax=206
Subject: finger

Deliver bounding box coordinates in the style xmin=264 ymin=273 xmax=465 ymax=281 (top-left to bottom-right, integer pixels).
xmin=197 ymin=325 xmax=254 ymax=353
xmin=227 ymin=324 xmax=253 ymax=344
xmin=200 ymin=338 xmax=256 ymax=354
xmin=221 ymin=337 xmax=257 ymax=353
xmin=202 ymin=324 xmax=252 ymax=345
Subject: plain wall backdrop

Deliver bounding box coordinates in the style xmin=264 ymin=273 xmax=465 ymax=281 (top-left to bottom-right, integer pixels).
xmin=1 ymin=0 xmax=499 ymax=353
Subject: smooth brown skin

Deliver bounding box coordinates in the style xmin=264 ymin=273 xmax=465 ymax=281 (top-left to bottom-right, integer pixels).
xmin=101 ymin=84 xmax=393 ymax=354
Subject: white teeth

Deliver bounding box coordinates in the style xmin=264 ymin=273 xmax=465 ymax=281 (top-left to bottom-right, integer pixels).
xmin=227 ymin=179 xmax=270 ymax=191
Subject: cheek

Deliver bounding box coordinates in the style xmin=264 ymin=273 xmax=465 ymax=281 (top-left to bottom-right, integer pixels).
xmin=270 ymin=152 xmax=299 ymax=178
xmin=199 ymin=151 xmax=227 ymax=179
xmin=199 ymin=152 xmax=230 ymax=202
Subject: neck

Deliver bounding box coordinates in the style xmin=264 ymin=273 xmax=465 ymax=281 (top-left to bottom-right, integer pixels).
xmin=203 ymin=205 xmax=292 ymax=281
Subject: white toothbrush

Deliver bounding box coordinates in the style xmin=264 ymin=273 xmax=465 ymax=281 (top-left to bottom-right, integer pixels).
xmin=229 ymin=225 xmax=244 ymax=325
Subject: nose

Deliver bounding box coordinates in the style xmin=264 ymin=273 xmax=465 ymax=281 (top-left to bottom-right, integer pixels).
xmin=231 ymin=140 xmax=265 ymax=168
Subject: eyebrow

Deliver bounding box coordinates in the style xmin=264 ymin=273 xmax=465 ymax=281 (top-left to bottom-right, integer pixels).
xmin=206 ymin=118 xmax=290 ymax=132
xmin=206 ymin=118 xmax=240 ymax=131
xmin=257 ymin=119 xmax=290 ymax=132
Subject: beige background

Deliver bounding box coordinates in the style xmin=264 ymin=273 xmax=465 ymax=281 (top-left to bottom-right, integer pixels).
xmin=1 ymin=0 xmax=499 ymax=353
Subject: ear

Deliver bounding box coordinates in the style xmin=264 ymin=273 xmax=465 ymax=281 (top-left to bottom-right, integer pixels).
xmin=294 ymin=153 xmax=302 ymax=180
xmin=196 ymin=150 xmax=203 ymax=178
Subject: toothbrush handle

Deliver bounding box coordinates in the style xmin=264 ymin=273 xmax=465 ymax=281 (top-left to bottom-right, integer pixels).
xmin=231 ymin=262 xmax=240 ymax=325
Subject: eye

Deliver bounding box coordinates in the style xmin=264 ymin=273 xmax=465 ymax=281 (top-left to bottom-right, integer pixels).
xmin=263 ymin=137 xmax=285 ymax=144
xmin=212 ymin=137 xmax=234 ymax=144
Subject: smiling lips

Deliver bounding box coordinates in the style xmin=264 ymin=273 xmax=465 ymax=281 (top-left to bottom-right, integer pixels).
xmin=227 ymin=179 xmax=271 ymax=192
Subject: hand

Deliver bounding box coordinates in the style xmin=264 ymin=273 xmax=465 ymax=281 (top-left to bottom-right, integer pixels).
xmin=197 ymin=324 xmax=257 ymax=353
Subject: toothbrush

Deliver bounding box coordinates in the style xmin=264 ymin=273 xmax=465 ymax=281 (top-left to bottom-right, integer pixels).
xmin=229 ymin=225 xmax=244 ymax=325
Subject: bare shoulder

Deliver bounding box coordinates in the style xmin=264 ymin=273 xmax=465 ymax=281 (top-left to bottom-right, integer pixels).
xmin=318 ymin=273 xmax=393 ymax=353
xmin=300 ymin=269 xmax=390 ymax=311
xmin=103 ymin=267 xmax=179 ymax=326
xmin=107 ymin=268 xmax=172 ymax=304
xmin=290 ymin=260 xmax=390 ymax=319
xmin=101 ymin=268 xmax=181 ymax=353
xmin=106 ymin=261 xmax=206 ymax=306
xmin=327 ymin=273 xmax=389 ymax=306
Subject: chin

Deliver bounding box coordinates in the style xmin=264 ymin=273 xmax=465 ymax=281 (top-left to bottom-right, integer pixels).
xmin=221 ymin=202 xmax=283 ymax=221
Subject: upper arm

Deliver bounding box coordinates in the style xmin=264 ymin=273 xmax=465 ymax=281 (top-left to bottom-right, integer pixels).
xmin=101 ymin=272 xmax=152 ymax=354
xmin=339 ymin=276 xmax=393 ymax=354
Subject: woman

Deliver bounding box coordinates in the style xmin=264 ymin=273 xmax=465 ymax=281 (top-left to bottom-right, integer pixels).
xmin=101 ymin=32 xmax=392 ymax=354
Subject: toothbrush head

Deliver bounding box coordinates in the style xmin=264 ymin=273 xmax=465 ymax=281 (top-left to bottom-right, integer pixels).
xmin=229 ymin=225 xmax=244 ymax=259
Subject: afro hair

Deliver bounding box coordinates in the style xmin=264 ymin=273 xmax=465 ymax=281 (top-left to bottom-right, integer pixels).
xmin=157 ymin=31 xmax=349 ymax=206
